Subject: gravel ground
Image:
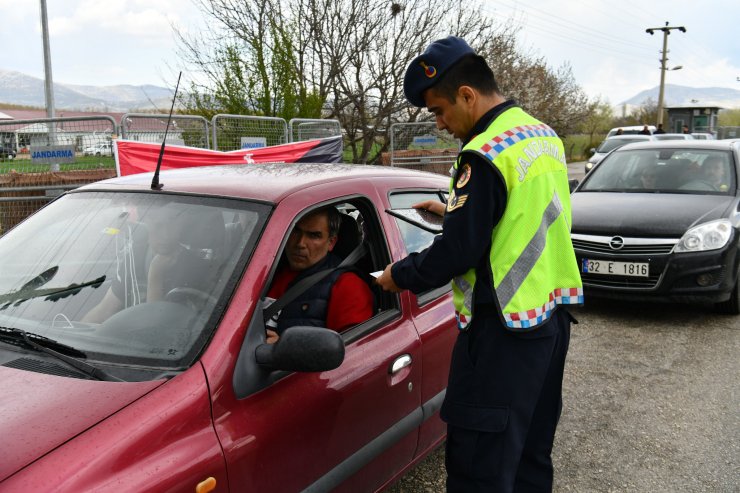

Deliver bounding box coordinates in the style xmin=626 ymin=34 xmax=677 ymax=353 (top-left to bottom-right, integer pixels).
xmin=388 ymin=298 xmax=740 ymax=492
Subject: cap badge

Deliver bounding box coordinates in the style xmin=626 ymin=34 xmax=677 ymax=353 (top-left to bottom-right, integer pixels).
xmin=420 ymin=61 xmax=437 ymax=78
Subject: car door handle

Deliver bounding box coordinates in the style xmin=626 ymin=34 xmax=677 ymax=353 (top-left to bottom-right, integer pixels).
xmin=389 ymin=354 xmax=412 ymax=374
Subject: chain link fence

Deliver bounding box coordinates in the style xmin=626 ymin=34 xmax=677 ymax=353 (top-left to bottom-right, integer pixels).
xmin=0 ymin=116 xmax=119 ymax=234
xmin=383 ymin=122 xmax=460 ymax=175
xmin=289 ymin=118 xmax=342 ymax=142
xmin=0 ymin=113 xmax=343 ymax=233
xmin=121 ymin=113 xmax=210 ymax=149
xmin=212 ymin=115 xmax=288 ymax=152
xmin=717 ymin=126 xmax=740 ymax=139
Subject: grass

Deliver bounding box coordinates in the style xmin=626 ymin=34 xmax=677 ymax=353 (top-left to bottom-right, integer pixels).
xmin=0 ymin=155 xmax=116 ymax=174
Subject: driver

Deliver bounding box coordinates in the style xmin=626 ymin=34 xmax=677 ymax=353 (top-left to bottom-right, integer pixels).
xmin=82 ymin=204 xmax=212 ymax=323
xmin=265 ymin=206 xmax=374 ymax=344
xmin=702 ymin=156 xmax=729 ymax=191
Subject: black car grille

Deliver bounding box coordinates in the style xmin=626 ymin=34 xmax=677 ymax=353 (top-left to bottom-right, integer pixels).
xmin=572 ymin=234 xmax=679 ymax=289
xmin=572 ymin=235 xmax=678 ymax=255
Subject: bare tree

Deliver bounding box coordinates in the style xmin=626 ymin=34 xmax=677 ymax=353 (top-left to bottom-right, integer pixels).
xmin=177 ymin=0 xmax=594 ymax=162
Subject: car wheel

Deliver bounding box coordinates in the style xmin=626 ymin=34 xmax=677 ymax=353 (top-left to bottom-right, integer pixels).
xmin=96 ymin=152 xmax=101 ymax=157
xmin=714 ymin=276 xmax=740 ymax=315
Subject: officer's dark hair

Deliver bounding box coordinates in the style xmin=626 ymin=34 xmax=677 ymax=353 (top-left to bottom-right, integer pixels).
xmin=309 ymin=205 xmax=341 ymax=238
xmin=431 ymin=53 xmax=499 ymax=104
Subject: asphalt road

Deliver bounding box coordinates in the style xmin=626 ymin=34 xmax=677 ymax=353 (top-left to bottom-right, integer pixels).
xmin=387 ymin=161 xmax=740 ymax=492
xmin=389 ymin=299 xmax=739 ymax=493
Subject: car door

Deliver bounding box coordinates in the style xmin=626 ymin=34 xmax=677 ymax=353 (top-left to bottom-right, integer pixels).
xmin=207 ymin=189 xmax=423 ymax=492
xmin=384 ymin=189 xmax=458 ymax=457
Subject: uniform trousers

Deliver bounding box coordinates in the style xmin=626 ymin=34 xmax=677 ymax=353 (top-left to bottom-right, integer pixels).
xmin=440 ymin=307 xmax=572 ymax=492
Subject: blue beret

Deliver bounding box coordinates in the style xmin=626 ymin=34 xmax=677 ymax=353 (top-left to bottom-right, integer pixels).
xmin=403 ymin=36 xmax=476 ymax=107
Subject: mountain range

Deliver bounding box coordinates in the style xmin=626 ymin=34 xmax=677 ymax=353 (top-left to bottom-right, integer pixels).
xmin=1 ymin=69 xmax=739 ymax=113
xmin=0 ymin=70 xmax=176 ymax=112
xmin=620 ymin=84 xmax=740 ymax=109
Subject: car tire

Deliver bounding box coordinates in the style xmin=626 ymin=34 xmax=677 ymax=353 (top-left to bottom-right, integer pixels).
xmin=714 ymin=277 xmax=740 ymax=315
xmin=96 ymin=152 xmax=101 ymax=157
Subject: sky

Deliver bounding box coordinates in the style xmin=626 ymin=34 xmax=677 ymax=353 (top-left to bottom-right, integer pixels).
xmin=1 ymin=0 xmax=738 ymax=106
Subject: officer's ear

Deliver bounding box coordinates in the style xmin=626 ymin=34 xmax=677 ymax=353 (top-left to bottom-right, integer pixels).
xmin=457 ymin=86 xmax=476 ymax=107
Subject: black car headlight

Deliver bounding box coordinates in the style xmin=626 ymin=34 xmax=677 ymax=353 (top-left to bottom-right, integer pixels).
xmin=674 ymin=219 xmax=733 ymax=253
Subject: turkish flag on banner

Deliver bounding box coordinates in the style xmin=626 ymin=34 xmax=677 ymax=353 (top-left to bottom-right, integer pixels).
xmin=113 ymin=136 xmax=343 ymax=177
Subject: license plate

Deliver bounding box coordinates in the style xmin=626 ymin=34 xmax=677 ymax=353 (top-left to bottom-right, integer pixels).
xmin=581 ymin=258 xmax=649 ymax=277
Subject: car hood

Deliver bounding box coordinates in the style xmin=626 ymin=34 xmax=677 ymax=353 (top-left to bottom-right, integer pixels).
xmin=571 ymin=192 xmax=735 ymax=237
xmin=0 ymin=366 xmax=163 ymax=481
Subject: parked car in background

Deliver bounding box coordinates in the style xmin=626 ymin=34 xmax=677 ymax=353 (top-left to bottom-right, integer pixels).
xmin=606 ymin=125 xmax=656 ymax=138
xmin=652 ymin=133 xmax=695 ymax=141
xmin=82 ymin=142 xmax=112 ymax=157
xmin=691 ymin=132 xmax=716 ymax=140
xmin=0 ymin=163 xmax=456 ymax=492
xmin=571 ymin=139 xmax=740 ymax=314
xmin=585 ymin=134 xmax=654 ymax=173
xmin=0 ymin=145 xmax=16 ymax=160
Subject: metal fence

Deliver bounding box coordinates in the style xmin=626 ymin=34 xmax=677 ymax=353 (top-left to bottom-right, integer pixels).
xmin=717 ymin=126 xmax=740 ymax=139
xmin=386 ymin=122 xmax=460 ymax=175
xmin=121 ymin=113 xmax=211 ymax=149
xmin=0 ymin=113 xmax=342 ymax=233
xmin=289 ymin=118 xmax=342 ymax=142
xmin=212 ymin=115 xmax=288 ymax=152
xmin=0 ymin=116 xmax=119 ymax=234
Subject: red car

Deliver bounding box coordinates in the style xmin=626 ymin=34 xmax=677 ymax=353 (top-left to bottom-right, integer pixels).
xmin=0 ymin=163 xmax=455 ymax=492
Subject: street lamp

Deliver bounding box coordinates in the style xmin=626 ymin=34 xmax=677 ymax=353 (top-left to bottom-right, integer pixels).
xmin=646 ymin=22 xmax=686 ymax=126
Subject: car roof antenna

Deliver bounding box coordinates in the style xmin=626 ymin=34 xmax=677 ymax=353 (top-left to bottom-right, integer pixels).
xmin=151 ymin=71 xmax=182 ymax=191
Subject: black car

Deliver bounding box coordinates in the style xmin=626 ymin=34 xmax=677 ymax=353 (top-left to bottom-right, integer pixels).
xmin=0 ymin=145 xmax=16 ymax=160
xmin=571 ymin=139 xmax=740 ymax=313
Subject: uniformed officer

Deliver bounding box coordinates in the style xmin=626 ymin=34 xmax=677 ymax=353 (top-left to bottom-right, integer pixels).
xmin=376 ymin=36 xmax=583 ymax=492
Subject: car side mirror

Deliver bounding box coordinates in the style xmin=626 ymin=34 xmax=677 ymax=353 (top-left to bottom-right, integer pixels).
xmin=255 ymin=326 xmax=345 ymax=372
xmin=569 ymin=179 xmax=579 ymax=193
xmin=589 ymin=148 xmax=596 ymax=154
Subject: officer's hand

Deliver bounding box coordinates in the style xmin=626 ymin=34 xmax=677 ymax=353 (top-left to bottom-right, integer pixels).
xmin=375 ymin=263 xmax=402 ymax=293
xmin=412 ymin=200 xmax=445 ymax=217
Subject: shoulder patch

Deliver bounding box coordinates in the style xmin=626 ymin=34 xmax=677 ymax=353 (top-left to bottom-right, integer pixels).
xmin=456 ymin=163 xmax=472 ymax=188
xmin=446 ymin=190 xmax=469 ymax=212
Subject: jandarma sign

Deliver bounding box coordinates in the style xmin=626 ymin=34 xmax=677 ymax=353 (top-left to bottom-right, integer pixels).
xmin=31 ymin=145 xmax=76 ymax=164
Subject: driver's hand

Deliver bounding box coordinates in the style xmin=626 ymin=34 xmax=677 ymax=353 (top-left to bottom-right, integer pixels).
xmin=266 ymin=329 xmax=280 ymax=344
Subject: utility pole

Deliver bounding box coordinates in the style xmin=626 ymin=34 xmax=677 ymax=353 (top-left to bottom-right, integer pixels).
xmin=646 ymin=22 xmax=686 ymax=128
xmin=40 ymin=0 xmax=59 ymax=170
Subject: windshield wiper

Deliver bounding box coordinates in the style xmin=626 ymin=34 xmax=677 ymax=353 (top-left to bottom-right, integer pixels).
xmin=0 ymin=326 xmax=122 ymax=382
xmin=0 ymin=275 xmax=106 ymax=310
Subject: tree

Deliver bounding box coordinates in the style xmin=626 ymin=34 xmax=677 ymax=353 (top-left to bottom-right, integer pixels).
xmin=719 ymin=108 xmax=740 ymax=126
xmin=578 ymin=98 xmax=614 ymax=145
xmin=177 ymin=0 xmax=594 ymax=163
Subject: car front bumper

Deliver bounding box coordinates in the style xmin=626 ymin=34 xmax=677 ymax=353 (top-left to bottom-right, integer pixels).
xmin=573 ymin=234 xmax=740 ymax=305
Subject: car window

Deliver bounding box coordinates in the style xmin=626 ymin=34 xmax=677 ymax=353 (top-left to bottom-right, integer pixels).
xmin=596 ymin=138 xmax=646 ymax=153
xmin=0 ymin=191 xmax=269 ymax=377
xmin=581 ymin=149 xmax=735 ymax=194
xmin=263 ymin=198 xmax=395 ymax=336
xmin=389 ymin=191 xmax=446 ymax=254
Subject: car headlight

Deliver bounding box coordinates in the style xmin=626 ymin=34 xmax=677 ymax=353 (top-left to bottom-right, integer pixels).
xmin=674 ymin=219 xmax=733 ymax=253
xmin=585 ymin=162 xmax=593 ymax=171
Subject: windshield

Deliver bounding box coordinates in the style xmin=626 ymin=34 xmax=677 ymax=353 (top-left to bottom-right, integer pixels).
xmin=0 ymin=191 xmax=269 ymax=378
xmin=596 ymin=137 xmax=646 ymax=153
xmin=580 ymin=148 xmax=736 ymax=194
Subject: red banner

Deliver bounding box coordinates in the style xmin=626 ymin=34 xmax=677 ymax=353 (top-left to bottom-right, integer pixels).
xmin=114 ymin=136 xmax=343 ymax=177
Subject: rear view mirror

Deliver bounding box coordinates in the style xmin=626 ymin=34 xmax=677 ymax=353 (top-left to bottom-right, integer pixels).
xmin=255 ymin=326 xmax=345 ymax=372
xmin=569 ymin=179 xmax=580 ymax=193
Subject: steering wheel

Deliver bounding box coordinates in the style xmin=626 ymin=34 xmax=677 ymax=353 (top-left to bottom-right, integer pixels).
xmin=165 ymin=287 xmax=217 ymax=309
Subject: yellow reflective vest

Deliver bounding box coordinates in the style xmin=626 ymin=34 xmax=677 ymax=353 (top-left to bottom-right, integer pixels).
xmin=450 ymin=106 xmax=583 ymax=330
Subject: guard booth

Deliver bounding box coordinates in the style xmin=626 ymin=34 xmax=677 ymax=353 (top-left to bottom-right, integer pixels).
xmin=665 ymin=104 xmax=722 ymax=134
